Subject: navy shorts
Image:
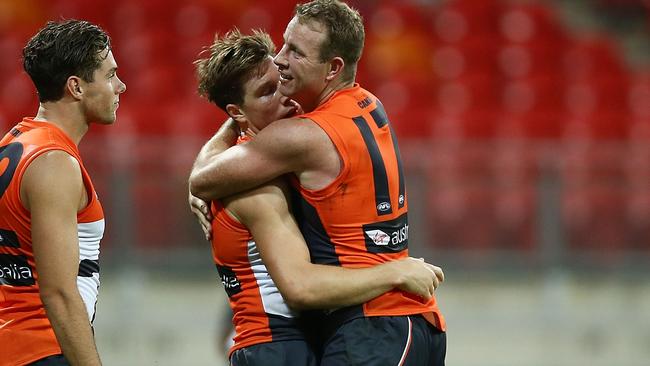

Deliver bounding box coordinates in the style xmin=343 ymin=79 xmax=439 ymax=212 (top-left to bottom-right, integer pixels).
xmin=28 ymin=355 xmax=70 ymax=366
xmin=230 ymin=340 xmax=318 ymax=366
xmin=320 ymin=315 xmax=446 ymax=366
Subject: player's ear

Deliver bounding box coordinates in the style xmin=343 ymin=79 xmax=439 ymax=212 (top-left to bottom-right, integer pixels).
xmin=226 ymin=104 xmax=248 ymax=130
xmin=326 ymin=57 xmax=344 ymax=81
xmin=66 ymin=76 xmax=83 ymax=100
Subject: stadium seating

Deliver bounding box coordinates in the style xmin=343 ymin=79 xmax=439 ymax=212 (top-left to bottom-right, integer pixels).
xmin=0 ymin=0 xmax=647 ymax=256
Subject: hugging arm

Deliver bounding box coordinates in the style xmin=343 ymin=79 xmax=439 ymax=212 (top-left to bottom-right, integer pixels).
xmin=226 ymin=179 xmax=443 ymax=310
xmin=189 ymin=118 xmax=317 ymax=202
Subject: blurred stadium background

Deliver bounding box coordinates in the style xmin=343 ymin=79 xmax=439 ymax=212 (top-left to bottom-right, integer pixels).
xmin=1 ymin=0 xmax=649 ymax=365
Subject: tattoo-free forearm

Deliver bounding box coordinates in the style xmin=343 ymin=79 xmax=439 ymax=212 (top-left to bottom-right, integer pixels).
xmin=192 ymin=118 xmax=238 ymax=170
xmin=189 ymin=118 xmax=238 ymax=199
xmin=41 ymin=290 xmax=101 ymax=365
xmin=277 ymin=261 xmax=402 ymax=310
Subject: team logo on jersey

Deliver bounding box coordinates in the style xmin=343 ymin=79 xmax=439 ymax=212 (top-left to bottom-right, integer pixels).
xmin=365 ymin=229 xmax=391 ymax=246
xmin=216 ymin=264 xmax=241 ymax=297
xmin=0 ymin=254 xmax=35 ymax=286
xmin=362 ymin=213 xmax=409 ymax=253
xmin=0 ymin=229 xmax=20 ymax=248
xmin=377 ymin=202 xmax=391 ymax=212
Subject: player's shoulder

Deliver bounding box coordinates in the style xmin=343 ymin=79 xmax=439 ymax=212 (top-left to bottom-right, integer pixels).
xmin=223 ymin=177 xmax=289 ymax=213
xmin=259 ymin=116 xmax=330 ymax=150
xmin=29 ymin=149 xmax=79 ymax=170
xmin=264 ymin=116 xmax=322 ymax=134
xmin=10 ymin=124 xmax=75 ymax=161
xmin=24 ymin=150 xmax=81 ymax=185
xmin=21 ymin=150 xmax=83 ymax=205
xmin=19 ymin=122 xmax=65 ymax=141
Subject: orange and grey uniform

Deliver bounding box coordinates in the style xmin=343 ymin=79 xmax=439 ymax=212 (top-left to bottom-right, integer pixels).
xmin=293 ymin=85 xmax=446 ymax=364
xmin=0 ymin=118 xmax=104 ymax=366
xmin=210 ymin=201 xmax=312 ymax=359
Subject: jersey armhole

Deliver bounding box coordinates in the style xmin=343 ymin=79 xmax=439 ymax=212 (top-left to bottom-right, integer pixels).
xmin=298 ymin=117 xmax=351 ymax=200
xmin=214 ymin=199 xmax=247 ymax=230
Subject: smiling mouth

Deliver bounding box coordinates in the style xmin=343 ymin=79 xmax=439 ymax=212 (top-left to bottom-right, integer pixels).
xmin=279 ymin=72 xmax=293 ymax=82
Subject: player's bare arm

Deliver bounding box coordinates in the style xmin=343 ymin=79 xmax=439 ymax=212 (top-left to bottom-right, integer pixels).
xmin=224 ymin=178 xmax=443 ymax=310
xmin=22 ymin=151 xmax=102 ymax=366
xmin=189 ymin=116 xmax=338 ymax=201
xmin=191 ymin=118 xmax=239 ymax=175
xmin=188 ymin=118 xmax=240 ymax=240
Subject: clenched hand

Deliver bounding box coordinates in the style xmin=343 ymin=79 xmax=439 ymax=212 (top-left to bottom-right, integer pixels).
xmin=391 ymin=257 xmax=444 ymax=301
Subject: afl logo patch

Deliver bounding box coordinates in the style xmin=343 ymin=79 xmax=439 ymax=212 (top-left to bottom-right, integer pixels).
xmin=398 ymin=195 xmax=405 ymax=205
xmin=377 ymin=202 xmax=391 ymax=212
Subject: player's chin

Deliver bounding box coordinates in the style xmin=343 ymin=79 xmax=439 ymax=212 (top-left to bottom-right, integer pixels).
xmin=95 ymin=114 xmax=117 ymax=125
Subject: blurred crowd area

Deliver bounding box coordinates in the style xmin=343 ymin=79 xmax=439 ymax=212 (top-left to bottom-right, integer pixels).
xmin=0 ymin=0 xmax=649 ymax=271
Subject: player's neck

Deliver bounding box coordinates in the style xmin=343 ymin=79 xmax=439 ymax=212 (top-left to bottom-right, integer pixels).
xmin=33 ymin=102 xmax=88 ymax=145
xmin=315 ymin=78 xmax=355 ymax=110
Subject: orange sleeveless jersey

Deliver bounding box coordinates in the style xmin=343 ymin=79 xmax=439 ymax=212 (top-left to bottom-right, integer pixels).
xmin=0 ymin=118 xmax=105 ymax=366
xmin=211 ymin=201 xmax=307 ymax=357
xmin=293 ymin=84 xmax=445 ymax=331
